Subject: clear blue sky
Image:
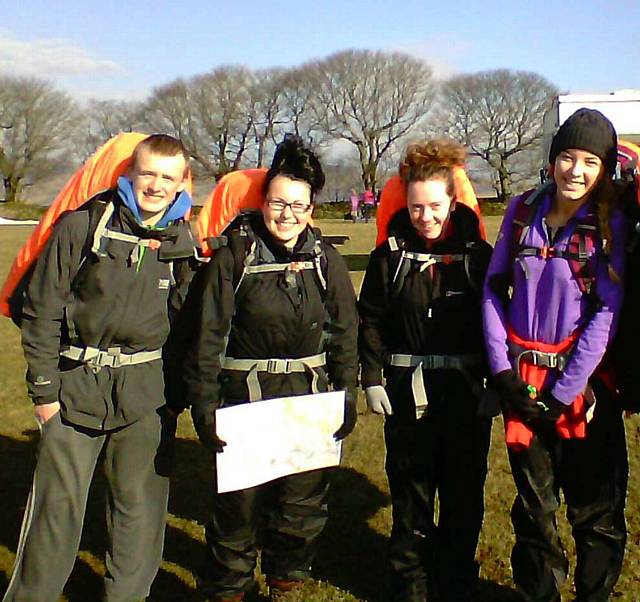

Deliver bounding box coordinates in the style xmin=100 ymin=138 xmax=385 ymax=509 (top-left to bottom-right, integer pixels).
xmin=2 ymin=0 xmax=638 ymax=101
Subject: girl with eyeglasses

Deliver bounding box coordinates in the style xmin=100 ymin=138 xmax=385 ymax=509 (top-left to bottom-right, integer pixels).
xmin=183 ymin=135 xmax=359 ymax=602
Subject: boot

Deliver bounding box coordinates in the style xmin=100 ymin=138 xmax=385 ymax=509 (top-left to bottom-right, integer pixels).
xmin=266 ymin=577 xmax=303 ymax=601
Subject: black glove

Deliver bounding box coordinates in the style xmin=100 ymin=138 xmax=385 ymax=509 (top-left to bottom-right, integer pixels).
xmin=334 ymin=390 xmax=357 ymax=441
xmin=536 ymin=391 xmax=567 ymax=424
xmin=192 ymin=410 xmax=226 ymax=453
xmin=493 ymin=369 xmax=541 ymax=421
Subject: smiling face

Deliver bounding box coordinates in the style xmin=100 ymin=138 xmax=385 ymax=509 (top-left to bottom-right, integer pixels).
xmin=127 ymin=147 xmax=187 ymax=219
xmin=552 ymin=148 xmax=603 ymax=204
xmin=262 ymin=175 xmax=313 ymax=248
xmin=407 ymin=178 xmax=454 ymax=241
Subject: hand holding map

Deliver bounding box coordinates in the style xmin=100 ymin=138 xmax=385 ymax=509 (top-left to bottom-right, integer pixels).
xmin=215 ymin=390 xmax=345 ymax=493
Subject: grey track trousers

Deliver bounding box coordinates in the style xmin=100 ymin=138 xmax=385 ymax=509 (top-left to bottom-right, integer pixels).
xmin=3 ymin=408 xmax=174 ymax=602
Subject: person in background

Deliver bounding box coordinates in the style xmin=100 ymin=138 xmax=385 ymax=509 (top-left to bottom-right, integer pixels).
xmin=350 ymin=188 xmax=360 ymax=222
xmin=362 ymin=188 xmax=376 ymax=223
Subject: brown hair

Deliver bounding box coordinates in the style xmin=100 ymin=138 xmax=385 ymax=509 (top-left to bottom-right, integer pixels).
xmin=586 ymin=175 xmax=626 ymax=281
xmin=131 ymin=134 xmax=191 ymax=177
xmin=399 ymin=138 xmax=466 ymax=196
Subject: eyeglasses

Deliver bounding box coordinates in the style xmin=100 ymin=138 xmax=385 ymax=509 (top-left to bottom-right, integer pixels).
xmin=266 ymin=199 xmax=313 ymax=215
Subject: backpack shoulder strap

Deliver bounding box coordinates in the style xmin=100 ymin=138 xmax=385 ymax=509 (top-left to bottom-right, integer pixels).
xmin=86 ymin=196 xmax=113 ymax=257
xmin=225 ymin=214 xmax=255 ymax=294
xmin=310 ymin=228 xmax=328 ymax=296
xmin=510 ymin=183 xmax=602 ymax=299
xmin=511 ymin=186 xmax=545 ymax=249
xmin=61 ymin=195 xmax=113 ymax=284
xmin=568 ymin=210 xmax=600 ymax=296
xmin=386 ymin=236 xmax=408 ymax=302
xmin=463 ymin=241 xmax=484 ymax=294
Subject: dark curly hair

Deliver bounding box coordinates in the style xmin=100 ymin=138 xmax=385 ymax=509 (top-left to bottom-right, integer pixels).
xmin=263 ymin=134 xmax=325 ymax=199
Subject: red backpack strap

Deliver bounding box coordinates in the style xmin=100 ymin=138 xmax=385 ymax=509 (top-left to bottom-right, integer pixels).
xmin=566 ymin=212 xmax=599 ymax=296
xmin=509 ymin=184 xmax=550 ymax=272
xmin=511 ymin=189 xmax=537 ymax=243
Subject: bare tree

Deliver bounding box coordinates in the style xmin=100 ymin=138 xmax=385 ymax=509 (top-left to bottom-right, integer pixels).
xmin=322 ymin=154 xmax=363 ymax=202
xmin=192 ymin=66 xmax=257 ymax=177
xmin=306 ymin=49 xmax=435 ymax=194
xmin=81 ymin=99 xmax=144 ymax=158
xmin=0 ymin=76 xmax=81 ymax=203
xmin=144 ymin=66 xmax=267 ymax=180
xmin=144 ymin=78 xmax=215 ymax=175
xmin=439 ymin=69 xmax=557 ymax=201
xmin=278 ymin=67 xmax=328 ymax=150
xmin=249 ymin=68 xmax=288 ymax=167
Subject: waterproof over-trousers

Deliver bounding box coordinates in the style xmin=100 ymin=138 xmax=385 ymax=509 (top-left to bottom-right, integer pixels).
xmin=384 ymin=393 xmax=491 ymax=602
xmin=198 ymin=468 xmax=330 ymax=599
xmin=3 ymin=408 xmax=174 ymax=602
xmin=508 ymin=380 xmax=627 ymax=602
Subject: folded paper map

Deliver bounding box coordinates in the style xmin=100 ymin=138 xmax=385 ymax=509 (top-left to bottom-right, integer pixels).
xmin=215 ymin=390 xmax=345 ymax=493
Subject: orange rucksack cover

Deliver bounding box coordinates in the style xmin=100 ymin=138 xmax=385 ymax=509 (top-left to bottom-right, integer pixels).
xmin=196 ymin=169 xmax=268 ymax=255
xmin=0 ymin=132 xmax=193 ymax=318
xmin=375 ymin=168 xmax=486 ymax=247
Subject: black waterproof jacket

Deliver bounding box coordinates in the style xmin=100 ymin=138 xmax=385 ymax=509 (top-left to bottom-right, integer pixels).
xmin=183 ymin=214 xmax=358 ymax=421
xmin=358 ymin=205 xmax=492 ymax=418
xmin=21 ymin=189 xmax=194 ymax=429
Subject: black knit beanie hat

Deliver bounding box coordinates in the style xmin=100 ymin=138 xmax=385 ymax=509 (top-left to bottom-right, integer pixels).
xmin=549 ymin=108 xmax=618 ymax=176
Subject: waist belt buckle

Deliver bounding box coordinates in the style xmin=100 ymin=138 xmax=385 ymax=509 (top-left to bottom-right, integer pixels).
xmin=97 ymin=348 xmax=121 ymax=369
xmin=530 ymin=351 xmax=557 ymax=369
xmin=267 ymin=359 xmax=291 ymax=374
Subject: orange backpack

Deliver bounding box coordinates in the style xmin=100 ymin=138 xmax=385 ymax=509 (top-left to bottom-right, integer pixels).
xmin=196 ymin=169 xmax=268 ymax=255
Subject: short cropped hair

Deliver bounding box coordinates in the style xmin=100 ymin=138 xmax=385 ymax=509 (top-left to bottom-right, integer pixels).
xmin=131 ymin=134 xmax=191 ymax=176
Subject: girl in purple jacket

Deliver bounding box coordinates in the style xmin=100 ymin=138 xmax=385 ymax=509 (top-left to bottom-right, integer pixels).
xmin=482 ymin=109 xmax=627 ymax=601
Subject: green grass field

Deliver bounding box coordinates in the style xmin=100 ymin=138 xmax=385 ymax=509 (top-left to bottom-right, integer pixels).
xmin=1 ymin=217 xmax=640 ymax=601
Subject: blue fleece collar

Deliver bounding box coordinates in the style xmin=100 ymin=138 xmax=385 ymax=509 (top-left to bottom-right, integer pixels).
xmin=116 ymin=176 xmax=192 ymax=228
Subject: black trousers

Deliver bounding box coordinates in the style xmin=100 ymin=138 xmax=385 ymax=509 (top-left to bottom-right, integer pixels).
xmin=3 ymin=408 xmax=175 ymax=602
xmin=384 ymin=394 xmax=491 ymax=602
xmin=198 ymin=468 xmax=330 ymax=598
xmin=508 ymin=382 xmax=628 ymax=602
